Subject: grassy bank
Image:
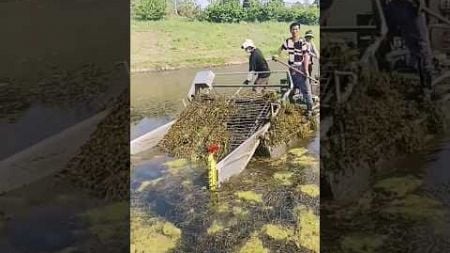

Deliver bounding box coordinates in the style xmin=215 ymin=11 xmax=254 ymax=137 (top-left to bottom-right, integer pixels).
xmin=131 ymin=18 xmax=319 ymax=72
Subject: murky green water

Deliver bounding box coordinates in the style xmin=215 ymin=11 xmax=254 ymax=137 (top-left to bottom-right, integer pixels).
xmin=322 ymin=133 xmax=450 ymax=252
xmin=130 ymin=64 xmax=320 ymax=253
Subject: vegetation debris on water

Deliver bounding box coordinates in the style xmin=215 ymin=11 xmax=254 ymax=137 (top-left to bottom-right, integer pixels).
xmin=61 ymin=90 xmax=129 ymax=200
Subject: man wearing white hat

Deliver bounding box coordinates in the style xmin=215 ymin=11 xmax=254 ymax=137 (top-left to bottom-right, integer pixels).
xmin=241 ymin=39 xmax=271 ymax=93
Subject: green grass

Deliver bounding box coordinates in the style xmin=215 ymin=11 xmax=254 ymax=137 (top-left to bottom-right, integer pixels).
xmin=131 ymin=17 xmax=319 ymax=71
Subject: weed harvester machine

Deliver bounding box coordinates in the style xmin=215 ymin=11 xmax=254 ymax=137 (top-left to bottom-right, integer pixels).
xmin=131 ymin=69 xmax=319 ymax=190
xmin=321 ymin=0 xmax=450 ymax=199
xmin=321 ymin=0 xmax=450 ymax=138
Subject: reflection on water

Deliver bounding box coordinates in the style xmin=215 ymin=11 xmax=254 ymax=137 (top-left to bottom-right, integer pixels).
xmin=130 ymin=62 xmax=297 ymax=122
xmin=424 ymin=137 xmax=450 ymax=188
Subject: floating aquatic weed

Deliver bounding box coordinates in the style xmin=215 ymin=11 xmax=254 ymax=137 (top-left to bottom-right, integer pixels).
xmin=164 ymin=158 xmax=191 ymax=175
xmin=295 ymin=205 xmax=319 ymax=253
xmin=238 ymin=236 xmax=269 ymax=253
xmin=235 ymin=191 xmax=263 ymax=204
xmin=164 ymin=158 xmax=190 ymax=169
xmin=207 ymin=220 xmax=226 ymax=235
xmin=131 ymin=211 xmax=181 ymax=253
xmin=373 ymin=176 xmax=422 ymax=198
xmin=232 ymin=206 xmax=250 ymax=218
xmin=291 ymin=155 xmax=318 ymax=167
xmin=297 ymin=184 xmax=320 ymax=198
xmin=216 ymin=202 xmax=230 ymax=214
xmin=273 ymin=172 xmax=294 ymax=186
xmin=136 ymin=178 xmax=164 ymax=193
xmin=380 ymin=194 xmax=447 ymax=223
xmin=262 ymin=224 xmax=294 ymax=241
xmin=79 ymin=202 xmax=128 ymax=244
xmin=340 ymin=234 xmax=385 ymax=253
xmin=288 ymin=147 xmax=309 ymax=157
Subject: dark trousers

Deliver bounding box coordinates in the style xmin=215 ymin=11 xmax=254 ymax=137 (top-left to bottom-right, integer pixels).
xmin=383 ymin=0 xmax=432 ymax=87
xmin=290 ymin=67 xmax=313 ymax=111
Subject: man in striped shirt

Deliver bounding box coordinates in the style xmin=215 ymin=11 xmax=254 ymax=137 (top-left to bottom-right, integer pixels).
xmin=274 ymin=22 xmax=313 ymax=116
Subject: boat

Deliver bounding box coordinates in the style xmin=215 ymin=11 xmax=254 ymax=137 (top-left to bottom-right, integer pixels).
xmin=130 ymin=69 xmax=319 ymax=187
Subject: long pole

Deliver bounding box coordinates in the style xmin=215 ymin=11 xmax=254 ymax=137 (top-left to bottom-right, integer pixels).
xmin=272 ymin=58 xmax=319 ymax=83
xmin=422 ymin=6 xmax=450 ymax=26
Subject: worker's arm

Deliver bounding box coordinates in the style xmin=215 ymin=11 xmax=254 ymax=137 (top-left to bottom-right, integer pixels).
xmin=303 ymin=54 xmax=310 ymax=77
xmin=311 ymin=42 xmax=320 ymax=60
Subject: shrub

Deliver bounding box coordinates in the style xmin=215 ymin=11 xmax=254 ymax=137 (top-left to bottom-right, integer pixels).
xmin=202 ymin=2 xmax=246 ymax=23
xmin=200 ymin=1 xmax=319 ymax=24
xmin=133 ymin=0 xmax=167 ymax=21
xmin=176 ymin=0 xmax=201 ymax=19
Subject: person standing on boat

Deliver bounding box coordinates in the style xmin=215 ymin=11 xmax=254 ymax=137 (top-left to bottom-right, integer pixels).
xmin=305 ymin=30 xmax=319 ymax=77
xmin=241 ymin=39 xmax=271 ymax=93
xmin=381 ymin=0 xmax=433 ymax=94
xmin=273 ymin=22 xmax=313 ymax=116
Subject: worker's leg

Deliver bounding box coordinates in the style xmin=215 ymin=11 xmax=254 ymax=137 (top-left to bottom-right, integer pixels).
xmin=290 ymin=69 xmax=302 ymax=95
xmin=254 ymin=77 xmax=269 ymax=93
xmin=299 ymin=75 xmax=313 ymax=112
xmin=384 ymin=1 xmax=433 ymax=88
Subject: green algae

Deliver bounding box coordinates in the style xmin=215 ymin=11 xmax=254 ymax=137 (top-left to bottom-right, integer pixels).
xmin=374 ymin=176 xmax=422 ymax=198
xmin=297 ymin=184 xmax=320 ymax=198
xmin=131 ymin=216 xmax=181 ymax=253
xmin=80 ymin=202 xmax=128 ymax=224
xmin=273 ymin=172 xmax=294 ymax=186
xmin=238 ymin=236 xmax=269 ymax=253
xmin=295 ymin=206 xmax=320 ymax=253
xmin=55 ymin=247 xmax=80 ymax=253
xmin=79 ymin=202 xmax=128 ymax=243
xmin=288 ymin=147 xmax=308 ymax=157
xmin=232 ymin=206 xmax=250 ymax=218
xmin=291 ymin=155 xmax=318 ymax=167
xmin=235 ymin=191 xmax=263 ymax=204
xmin=341 ymin=234 xmax=385 ymax=253
xmin=207 ymin=220 xmax=226 ymax=235
xmin=136 ymin=178 xmax=163 ymax=192
xmin=381 ymin=194 xmax=446 ymax=223
xmin=216 ymin=202 xmax=230 ymax=214
xmin=164 ymin=159 xmax=190 ymax=174
xmin=262 ymin=224 xmax=294 ymax=241
xmin=181 ymin=179 xmax=193 ymax=187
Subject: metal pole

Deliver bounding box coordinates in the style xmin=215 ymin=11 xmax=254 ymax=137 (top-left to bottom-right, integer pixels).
xmin=422 ymin=6 xmax=450 ymax=26
xmin=272 ymin=58 xmax=320 ymax=83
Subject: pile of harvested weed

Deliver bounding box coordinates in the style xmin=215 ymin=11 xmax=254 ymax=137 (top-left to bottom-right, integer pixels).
xmin=159 ymin=95 xmax=236 ymax=161
xmin=322 ymin=71 xmax=444 ymax=172
xmin=61 ymin=90 xmax=129 ymax=200
xmin=265 ymin=103 xmax=314 ymax=146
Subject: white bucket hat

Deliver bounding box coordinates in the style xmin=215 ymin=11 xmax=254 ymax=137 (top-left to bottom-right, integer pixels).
xmin=241 ymin=39 xmax=255 ymax=49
